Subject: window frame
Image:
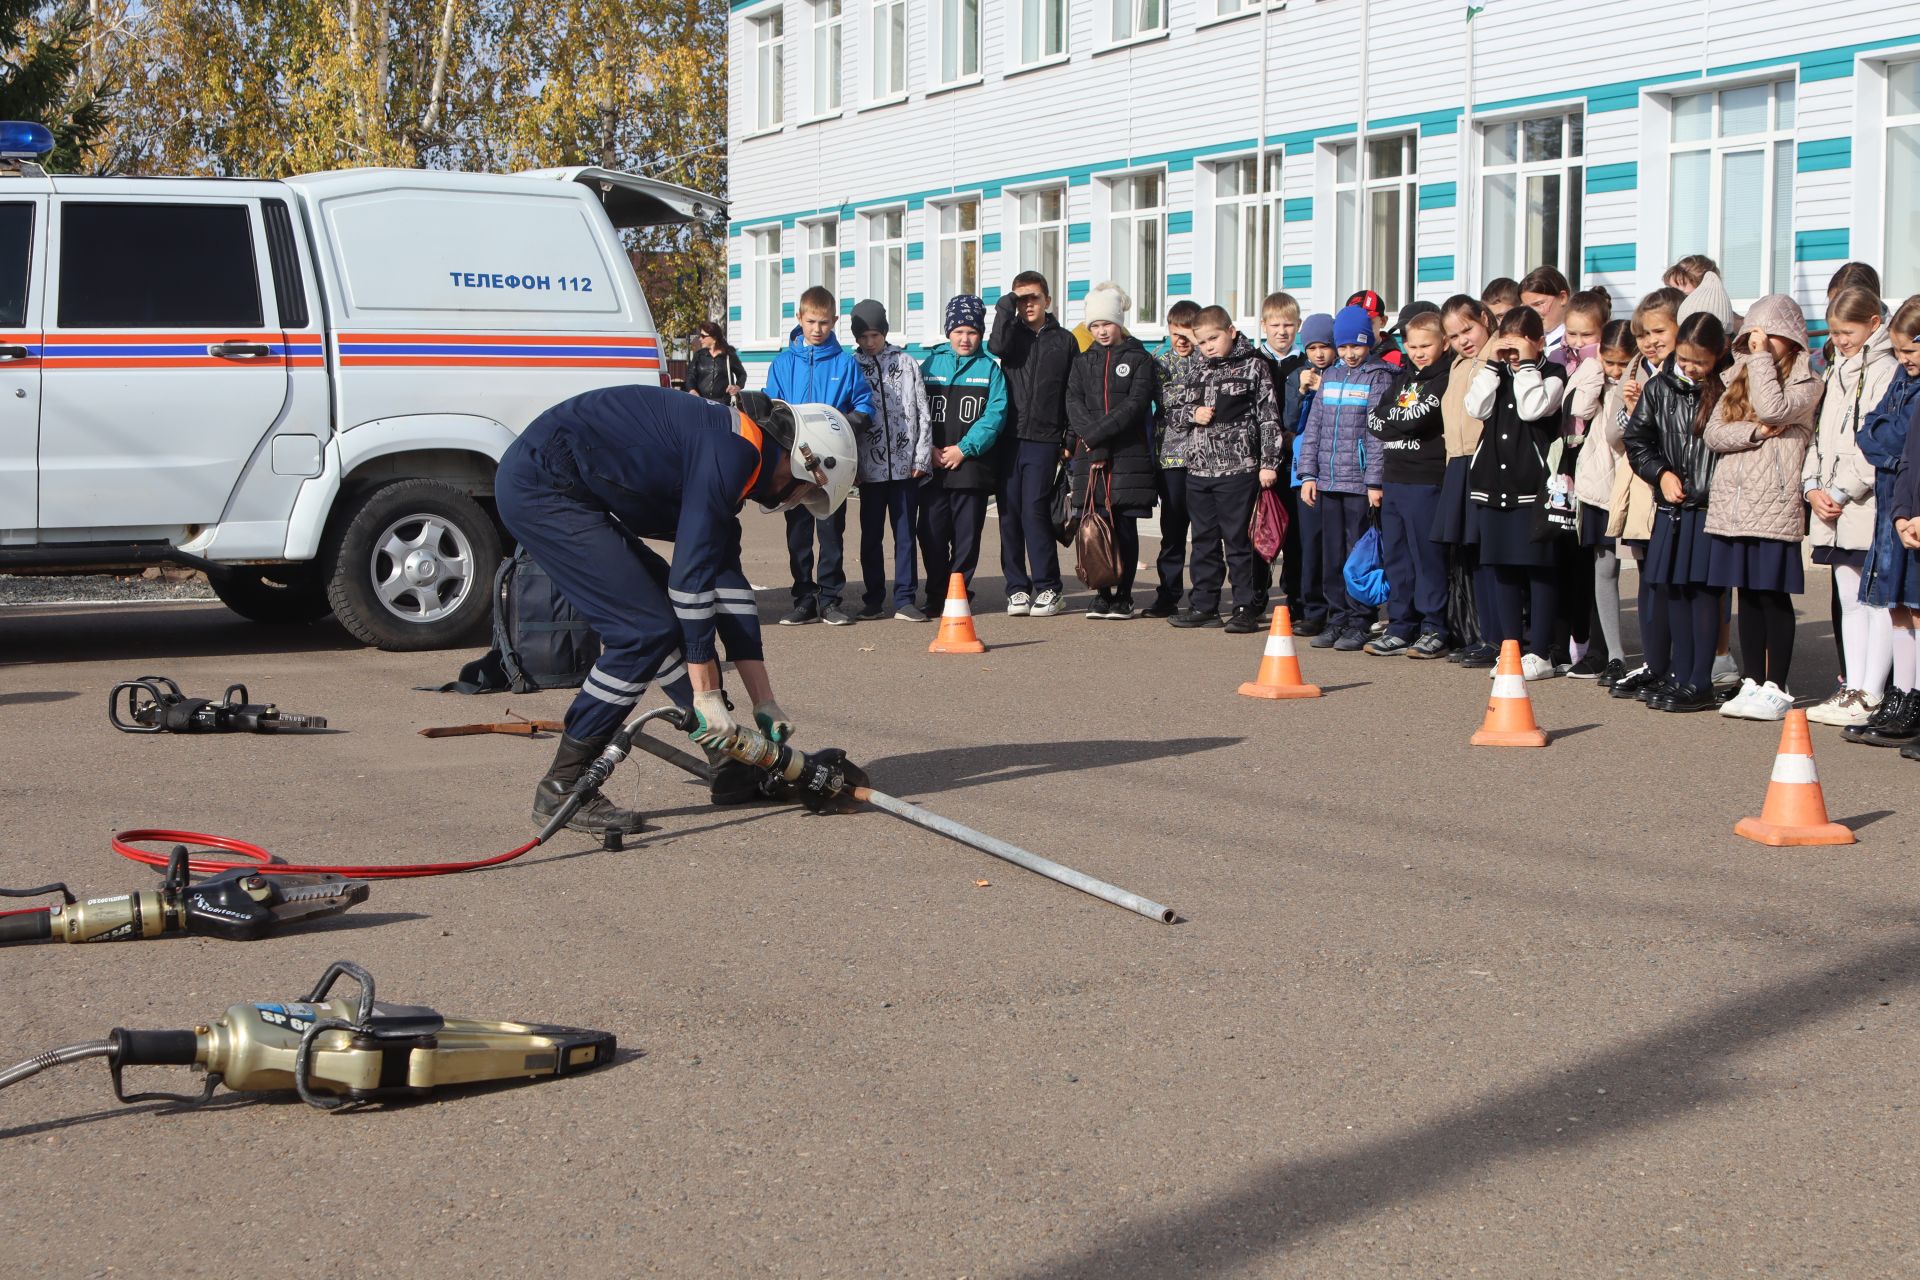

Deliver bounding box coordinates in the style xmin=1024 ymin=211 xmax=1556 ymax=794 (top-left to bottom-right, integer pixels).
xmin=749 ymin=226 xmax=784 ymax=343
xmin=931 ymin=0 xmax=982 ymax=89
xmin=1327 ymin=133 xmax=1417 ymax=312
xmin=932 ymin=196 xmax=982 ymax=320
xmin=1009 ymin=183 xmax=1066 ymax=290
xmin=750 ymin=8 xmax=787 ymax=134
xmin=802 ymin=217 xmax=839 ymax=293
xmin=1011 ymin=0 xmax=1067 ymax=70
xmin=867 ymin=0 xmax=909 ymax=103
xmin=806 ymin=0 xmax=844 ymax=119
xmin=1105 ymin=168 xmax=1166 ymax=334
xmin=1883 ymin=59 xmax=1920 ymax=300
xmin=864 ymin=206 xmax=907 ymax=330
xmin=1207 ymin=152 xmax=1283 ymax=330
xmin=1663 ymin=79 xmax=1797 ymax=306
xmin=1477 ymin=111 xmax=1585 ymax=288
xmin=55 ymin=201 xmax=265 ymax=330
xmin=1103 ymin=0 xmax=1167 ymax=49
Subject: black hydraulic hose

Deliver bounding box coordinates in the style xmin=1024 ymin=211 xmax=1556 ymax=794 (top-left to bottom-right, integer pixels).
xmin=0 ymin=1040 xmax=115 ymax=1090
xmin=0 ymin=911 xmax=52 ymax=944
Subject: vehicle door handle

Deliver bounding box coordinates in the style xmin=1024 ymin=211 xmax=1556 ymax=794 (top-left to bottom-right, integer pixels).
xmin=208 ymin=342 xmax=273 ymax=359
xmin=0 ymin=344 xmax=30 ymax=360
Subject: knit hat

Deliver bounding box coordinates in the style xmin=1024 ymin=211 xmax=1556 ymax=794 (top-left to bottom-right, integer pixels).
xmin=1300 ymin=313 xmax=1336 ymax=349
xmin=1677 ymin=271 xmax=1734 ymax=330
xmin=849 ymin=298 xmax=889 ymax=337
xmin=1082 ymin=280 xmax=1131 ymax=327
xmin=1333 ymin=304 xmax=1375 ymax=348
xmin=944 ymin=293 xmax=986 ymax=335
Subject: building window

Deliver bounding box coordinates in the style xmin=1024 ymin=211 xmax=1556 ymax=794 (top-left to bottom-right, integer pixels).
xmin=752 ymin=10 xmax=785 ymax=132
xmin=810 ymin=0 xmax=842 ymax=116
xmin=1110 ymin=0 xmax=1164 ymax=43
xmin=1668 ymin=81 xmax=1795 ymax=302
xmin=936 ymin=0 xmax=980 ymax=84
xmin=750 ymin=227 xmax=782 ymax=341
xmin=1013 ymin=185 xmax=1065 ymax=288
xmin=870 ymin=0 xmax=907 ymax=100
xmin=1330 ymin=135 xmax=1416 ymax=310
xmin=1109 ymin=171 xmax=1164 ymax=325
xmin=1886 ymin=61 xmax=1920 ymax=299
xmin=935 ymin=198 xmax=981 ymax=305
xmin=1481 ymin=113 xmax=1584 ymax=286
xmin=1018 ymin=0 xmax=1064 ymax=64
xmin=1211 ymin=0 xmax=1260 ymax=17
xmin=865 ymin=208 xmax=906 ymax=325
xmin=804 ymin=218 xmax=838 ymax=292
xmin=1210 ymin=154 xmax=1282 ymax=323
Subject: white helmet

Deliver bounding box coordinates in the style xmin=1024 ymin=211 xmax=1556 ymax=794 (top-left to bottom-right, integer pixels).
xmin=785 ymin=403 xmax=859 ymax=517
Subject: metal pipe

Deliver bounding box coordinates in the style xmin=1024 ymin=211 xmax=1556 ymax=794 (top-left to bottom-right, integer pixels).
xmin=634 ymin=724 xmax=1178 ymax=924
xmin=0 ymin=1040 xmax=114 ymax=1090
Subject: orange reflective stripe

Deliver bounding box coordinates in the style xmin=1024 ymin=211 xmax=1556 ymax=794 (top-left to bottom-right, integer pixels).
xmin=735 ymin=411 xmax=765 ymax=500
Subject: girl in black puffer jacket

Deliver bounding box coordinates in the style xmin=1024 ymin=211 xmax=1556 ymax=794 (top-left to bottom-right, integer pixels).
xmin=688 ymin=322 xmax=747 ymax=403
xmin=1066 ymin=296 xmax=1159 ymax=619
xmin=1622 ymin=313 xmax=1732 ymax=711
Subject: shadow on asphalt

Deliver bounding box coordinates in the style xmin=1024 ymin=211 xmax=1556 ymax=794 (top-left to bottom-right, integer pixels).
xmin=0 ymin=690 xmax=79 ymax=705
xmin=0 ymin=605 xmax=362 ymax=662
xmin=860 ymin=736 xmax=1243 ymax=798
xmin=1016 ymin=932 xmax=1920 ymax=1279
xmin=1837 ymin=809 xmax=1896 ymax=831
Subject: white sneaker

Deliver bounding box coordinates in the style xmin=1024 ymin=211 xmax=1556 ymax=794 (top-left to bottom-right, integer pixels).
xmin=1719 ymin=678 xmax=1762 ymax=719
xmin=1712 ymin=651 xmax=1740 ymax=689
xmin=1029 ymin=589 xmax=1064 ymax=617
xmin=1006 ymin=591 xmax=1032 ymax=617
xmin=1749 ymin=682 xmax=1794 ymax=721
xmin=1805 ymin=687 xmax=1876 ymax=727
xmin=1520 ymin=652 xmax=1559 ymax=681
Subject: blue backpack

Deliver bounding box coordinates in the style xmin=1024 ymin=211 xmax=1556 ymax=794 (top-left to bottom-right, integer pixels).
xmin=1343 ymin=523 xmax=1390 ymax=608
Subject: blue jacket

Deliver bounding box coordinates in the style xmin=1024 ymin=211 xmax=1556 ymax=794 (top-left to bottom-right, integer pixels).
xmin=507 ymin=386 xmax=766 ymax=666
xmin=920 ymin=344 xmax=1009 ymax=490
xmin=1297 ymin=358 xmax=1395 ymax=494
xmin=763 ymin=327 xmax=875 ymax=417
xmin=1856 ymin=367 xmax=1920 ymax=608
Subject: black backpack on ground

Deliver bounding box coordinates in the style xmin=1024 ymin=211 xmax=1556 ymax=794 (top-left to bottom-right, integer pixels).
xmin=427 ymin=546 xmax=600 ymax=694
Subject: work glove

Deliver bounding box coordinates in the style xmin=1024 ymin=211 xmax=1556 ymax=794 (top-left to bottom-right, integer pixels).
xmin=753 ymin=699 xmax=794 ymax=744
xmin=687 ymin=689 xmax=739 ymax=751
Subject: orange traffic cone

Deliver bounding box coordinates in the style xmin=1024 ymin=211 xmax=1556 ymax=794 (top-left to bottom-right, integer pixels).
xmin=1238 ymin=606 xmax=1322 ymax=699
xmin=1470 ymin=640 xmax=1549 ymax=747
xmin=1734 ymin=709 xmax=1856 ymax=846
xmin=928 ymin=573 xmax=986 ymax=654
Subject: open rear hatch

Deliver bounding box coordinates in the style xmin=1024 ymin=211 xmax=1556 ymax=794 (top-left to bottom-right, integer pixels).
xmin=520 ymin=166 xmax=725 ymax=229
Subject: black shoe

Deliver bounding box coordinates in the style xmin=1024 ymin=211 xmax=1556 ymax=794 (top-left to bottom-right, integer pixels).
xmin=856 ymin=602 xmax=888 ymax=621
xmin=1609 ymin=665 xmax=1656 ymax=698
xmin=1142 ymin=600 xmax=1179 ymax=619
xmin=1408 ymin=632 xmax=1451 ymax=659
xmin=1652 ymin=683 xmax=1716 ymax=713
xmin=1333 ymin=628 xmax=1368 ymax=652
xmin=1310 ymin=624 xmax=1341 ymax=648
xmin=1637 ymin=676 xmax=1675 ymax=704
xmin=532 ymin=734 xmax=645 ymax=834
xmin=779 ymin=598 xmax=820 ymax=625
xmin=1224 ymin=607 xmax=1260 ymax=634
xmin=1568 ymin=652 xmax=1608 ymax=679
xmin=1292 ymin=617 xmax=1326 ymax=637
xmin=821 ymin=603 xmax=855 ymax=626
xmin=1902 ymin=737 xmax=1920 ymax=761
xmin=1170 ymin=608 xmax=1222 ymax=629
xmin=1457 ymin=643 xmax=1498 ymax=669
xmin=1597 ymin=658 xmax=1629 ymax=688
xmin=1853 ymin=688 xmax=1920 ymax=747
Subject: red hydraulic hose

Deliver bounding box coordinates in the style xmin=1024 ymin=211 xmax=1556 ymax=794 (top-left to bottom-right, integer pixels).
xmin=111 ymin=829 xmax=544 ymax=880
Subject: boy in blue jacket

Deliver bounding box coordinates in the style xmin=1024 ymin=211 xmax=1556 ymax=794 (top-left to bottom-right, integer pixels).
xmin=919 ymin=295 xmax=1009 ymax=611
xmin=765 ymin=285 xmax=875 ymax=626
xmin=1297 ymin=304 xmax=1394 ymax=651
xmin=1285 ymin=313 xmax=1337 ymax=634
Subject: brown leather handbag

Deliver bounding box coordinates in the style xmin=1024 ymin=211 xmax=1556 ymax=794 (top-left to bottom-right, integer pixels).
xmin=1074 ymin=463 xmax=1122 ymax=591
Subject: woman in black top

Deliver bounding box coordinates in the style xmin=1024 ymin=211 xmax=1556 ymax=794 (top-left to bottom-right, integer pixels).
xmin=688 ymin=321 xmax=747 ymax=404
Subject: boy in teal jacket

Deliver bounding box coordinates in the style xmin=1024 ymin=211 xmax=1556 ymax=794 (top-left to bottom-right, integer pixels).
xmin=918 ymin=295 xmax=1009 ymax=611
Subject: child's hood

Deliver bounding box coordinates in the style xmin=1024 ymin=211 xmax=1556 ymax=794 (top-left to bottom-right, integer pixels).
xmin=1205 ymin=333 xmax=1259 ymax=368
xmin=1736 ymin=293 xmax=1811 ymax=354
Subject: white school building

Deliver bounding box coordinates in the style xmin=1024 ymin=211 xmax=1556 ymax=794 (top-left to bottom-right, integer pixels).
xmin=725 ymin=0 xmax=1920 ymax=367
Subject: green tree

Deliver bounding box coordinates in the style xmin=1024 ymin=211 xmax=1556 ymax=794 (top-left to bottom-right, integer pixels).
xmin=0 ymin=0 xmax=116 ymax=171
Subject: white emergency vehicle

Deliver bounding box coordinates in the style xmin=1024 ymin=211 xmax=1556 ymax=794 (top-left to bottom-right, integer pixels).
xmin=0 ymin=121 xmax=721 ymax=649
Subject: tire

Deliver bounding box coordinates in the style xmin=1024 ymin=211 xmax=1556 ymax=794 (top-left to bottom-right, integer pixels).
xmin=323 ymin=479 xmax=503 ymax=650
xmin=206 ymin=563 xmax=335 ymax=625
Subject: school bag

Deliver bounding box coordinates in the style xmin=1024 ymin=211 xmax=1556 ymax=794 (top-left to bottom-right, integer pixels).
xmin=426 ymin=546 xmax=601 ymax=694
xmin=1074 ymin=463 xmax=1123 ymax=591
xmin=1342 ymin=513 xmax=1390 ymax=607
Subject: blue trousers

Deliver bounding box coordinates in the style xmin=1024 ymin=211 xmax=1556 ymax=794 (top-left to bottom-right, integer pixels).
xmin=998 ymin=439 xmax=1063 ymax=596
xmin=1287 ymin=484 xmax=1327 ymax=625
xmin=496 ymin=438 xmax=767 ymax=742
xmin=858 ymin=479 xmax=920 ymax=611
xmin=1380 ymin=482 xmax=1449 ymax=641
xmin=785 ymin=505 xmax=847 ymax=606
xmin=919 ymin=487 xmax=989 ymax=605
xmin=1316 ymin=490 xmax=1371 ymax=632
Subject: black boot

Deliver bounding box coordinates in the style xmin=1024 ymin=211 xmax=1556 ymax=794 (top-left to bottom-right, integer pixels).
xmin=531 ymin=734 xmax=645 ymax=834
xmin=1855 ymin=688 xmax=1920 ymax=747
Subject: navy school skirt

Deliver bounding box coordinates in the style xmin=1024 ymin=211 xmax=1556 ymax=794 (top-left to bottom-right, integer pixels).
xmin=1579 ymin=503 xmax=1614 ymax=551
xmin=1466 ymin=503 xmax=1557 ymax=569
xmin=1642 ymin=505 xmax=1713 ymax=587
xmin=1430 ymin=456 xmax=1472 ymax=545
xmin=1706 ymin=533 xmax=1805 ymax=594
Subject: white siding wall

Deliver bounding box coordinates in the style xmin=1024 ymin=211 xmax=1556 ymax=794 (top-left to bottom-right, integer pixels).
xmin=728 ymin=0 xmax=1920 ymax=369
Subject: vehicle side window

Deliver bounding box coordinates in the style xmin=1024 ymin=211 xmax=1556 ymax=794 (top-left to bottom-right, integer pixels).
xmin=57 ymin=202 xmax=263 ymax=329
xmin=0 ymin=203 xmax=33 ymax=327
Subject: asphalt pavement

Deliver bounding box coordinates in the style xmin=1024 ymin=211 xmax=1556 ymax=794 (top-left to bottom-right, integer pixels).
xmin=1 ymin=516 xmax=1915 ymax=1278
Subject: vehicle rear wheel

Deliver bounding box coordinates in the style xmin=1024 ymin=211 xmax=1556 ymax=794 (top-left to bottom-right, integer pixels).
xmin=206 ymin=564 xmax=335 ymax=625
xmin=324 ymin=479 xmax=502 ymax=650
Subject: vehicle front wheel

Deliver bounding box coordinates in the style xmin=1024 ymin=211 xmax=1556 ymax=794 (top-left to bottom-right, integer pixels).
xmin=324 ymin=479 xmax=503 ymax=650
xmin=206 ymin=563 xmax=335 ymax=625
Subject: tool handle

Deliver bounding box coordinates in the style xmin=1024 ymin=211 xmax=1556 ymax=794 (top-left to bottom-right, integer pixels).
xmin=0 ymin=910 xmax=51 ymax=944
xmin=110 ymin=1028 xmax=201 ymax=1066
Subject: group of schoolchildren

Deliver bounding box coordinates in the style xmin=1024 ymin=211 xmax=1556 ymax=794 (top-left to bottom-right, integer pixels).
xmin=746 ymin=256 xmax=1920 ymax=762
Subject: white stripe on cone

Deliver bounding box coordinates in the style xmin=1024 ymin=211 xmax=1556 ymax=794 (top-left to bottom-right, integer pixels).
xmin=1490 ymin=675 xmax=1529 ymax=700
xmin=942 ymin=597 xmax=970 ymax=618
xmin=1264 ymin=634 xmax=1296 ymax=658
xmin=1770 ymin=754 xmax=1819 ymax=785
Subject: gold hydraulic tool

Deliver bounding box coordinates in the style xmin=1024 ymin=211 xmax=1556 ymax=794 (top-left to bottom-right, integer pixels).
xmin=0 ymin=961 xmax=617 ymax=1111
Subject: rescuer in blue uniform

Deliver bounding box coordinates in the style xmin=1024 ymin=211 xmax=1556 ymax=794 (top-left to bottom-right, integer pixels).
xmin=495 ymin=385 xmax=860 ymax=834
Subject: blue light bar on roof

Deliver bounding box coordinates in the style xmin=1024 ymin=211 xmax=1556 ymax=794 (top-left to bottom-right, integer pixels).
xmin=0 ymin=121 xmax=53 ymax=161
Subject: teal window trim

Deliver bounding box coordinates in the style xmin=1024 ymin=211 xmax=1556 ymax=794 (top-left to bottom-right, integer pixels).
xmin=1067 ymin=222 xmax=1092 ymax=245
xmin=1166 ymin=211 xmax=1193 ymax=235
xmin=780 ymin=257 xmax=795 ymax=275
xmin=1281 ymin=265 xmax=1311 ymax=290
xmin=1067 ymin=280 xmax=1090 ymax=301
xmin=1416 ymin=255 xmax=1454 ymax=283
xmin=781 ymin=302 xmax=796 ymax=318
xmin=906 ymin=241 xmax=925 ymax=261
xmin=1796 ymin=137 xmax=1853 ymax=173
xmin=1166 ymin=273 xmax=1193 ymax=296
xmin=839 ymin=249 xmax=856 ymax=268
xmin=1417 ymin=182 xmax=1457 ymax=211
xmin=1585 ymin=162 xmax=1638 ymax=194
xmin=1583 ymin=243 xmax=1637 ymax=274
xmin=728 ymin=262 xmax=743 ymax=280
xmin=906 ymin=291 xmax=926 ymax=310
xmin=982 ymin=232 xmax=1002 ymax=252
xmin=1794 ymin=229 xmax=1851 ymax=262
xmin=1283 ymin=197 xmax=1313 ymax=223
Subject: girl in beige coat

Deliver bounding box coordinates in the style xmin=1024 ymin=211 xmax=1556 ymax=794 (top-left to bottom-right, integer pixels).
xmin=1804 ymin=287 xmax=1899 ymax=726
xmin=1434 ymin=295 xmax=1495 ymax=663
xmin=1701 ymin=294 xmax=1821 ymax=720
